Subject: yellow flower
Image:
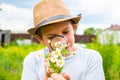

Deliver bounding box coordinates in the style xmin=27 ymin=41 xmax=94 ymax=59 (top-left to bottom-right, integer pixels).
xmin=52 ymin=51 xmax=60 ymax=56
xmin=37 ymin=53 xmax=42 ymax=59
xmin=50 ymin=56 xmax=57 ymax=63
xmin=56 ymin=59 xmax=64 ymax=67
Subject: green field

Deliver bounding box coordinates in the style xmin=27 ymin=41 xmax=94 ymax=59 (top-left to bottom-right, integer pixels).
xmin=86 ymin=42 xmax=120 ymax=80
xmin=0 ymin=42 xmax=120 ymax=80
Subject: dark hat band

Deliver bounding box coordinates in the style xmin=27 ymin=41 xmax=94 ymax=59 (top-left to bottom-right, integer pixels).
xmin=36 ymin=15 xmax=71 ymax=27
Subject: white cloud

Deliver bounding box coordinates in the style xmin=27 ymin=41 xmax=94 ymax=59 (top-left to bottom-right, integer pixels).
xmin=79 ymin=0 xmax=115 ymax=14
xmin=78 ymin=0 xmax=120 ymax=23
xmin=0 ymin=0 xmax=119 ymax=34
xmin=109 ymin=0 xmax=120 ymax=24
xmin=0 ymin=3 xmax=33 ymax=33
xmin=64 ymin=0 xmax=81 ymax=15
xmin=64 ymin=0 xmax=120 ymax=34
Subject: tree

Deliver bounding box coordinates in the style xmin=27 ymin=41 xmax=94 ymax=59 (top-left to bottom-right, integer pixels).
xmin=95 ymin=28 xmax=103 ymax=35
xmin=84 ymin=27 xmax=95 ymax=35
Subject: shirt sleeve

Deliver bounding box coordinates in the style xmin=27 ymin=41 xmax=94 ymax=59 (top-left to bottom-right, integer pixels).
xmin=85 ymin=51 xmax=105 ymax=80
xmin=21 ymin=53 xmax=39 ymax=80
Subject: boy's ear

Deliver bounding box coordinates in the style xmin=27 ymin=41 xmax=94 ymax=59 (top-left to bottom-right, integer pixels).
xmin=35 ymin=35 xmax=44 ymax=44
xmin=72 ymin=24 xmax=77 ymax=31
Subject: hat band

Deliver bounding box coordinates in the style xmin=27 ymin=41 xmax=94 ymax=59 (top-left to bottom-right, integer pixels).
xmin=37 ymin=15 xmax=71 ymax=27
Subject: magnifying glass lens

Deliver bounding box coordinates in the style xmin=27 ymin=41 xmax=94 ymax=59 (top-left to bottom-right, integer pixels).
xmin=50 ymin=35 xmax=68 ymax=50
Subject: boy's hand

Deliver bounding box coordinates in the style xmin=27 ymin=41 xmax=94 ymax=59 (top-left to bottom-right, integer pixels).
xmin=48 ymin=73 xmax=71 ymax=80
xmin=44 ymin=59 xmax=71 ymax=80
xmin=44 ymin=59 xmax=55 ymax=76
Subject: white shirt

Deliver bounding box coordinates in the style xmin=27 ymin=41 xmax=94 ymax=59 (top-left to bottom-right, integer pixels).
xmin=21 ymin=44 xmax=105 ymax=80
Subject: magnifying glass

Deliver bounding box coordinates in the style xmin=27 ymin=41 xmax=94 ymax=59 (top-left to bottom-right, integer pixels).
xmin=48 ymin=35 xmax=68 ymax=51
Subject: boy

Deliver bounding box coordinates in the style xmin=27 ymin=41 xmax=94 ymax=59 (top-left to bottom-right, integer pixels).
xmin=21 ymin=0 xmax=105 ymax=80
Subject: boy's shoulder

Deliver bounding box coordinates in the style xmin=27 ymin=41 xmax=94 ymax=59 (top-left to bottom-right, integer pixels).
xmin=75 ymin=43 xmax=102 ymax=60
xmin=75 ymin=44 xmax=103 ymax=67
xmin=76 ymin=43 xmax=99 ymax=53
xmin=23 ymin=47 xmax=48 ymax=64
xmin=26 ymin=48 xmax=45 ymax=58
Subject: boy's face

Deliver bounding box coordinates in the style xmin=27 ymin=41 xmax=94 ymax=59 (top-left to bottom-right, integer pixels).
xmin=36 ymin=21 xmax=77 ymax=51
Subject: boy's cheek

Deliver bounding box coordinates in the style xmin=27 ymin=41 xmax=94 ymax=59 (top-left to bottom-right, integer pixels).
xmin=66 ymin=35 xmax=75 ymax=44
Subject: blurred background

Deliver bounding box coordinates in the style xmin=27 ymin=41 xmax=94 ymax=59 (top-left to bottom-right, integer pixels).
xmin=0 ymin=0 xmax=120 ymax=80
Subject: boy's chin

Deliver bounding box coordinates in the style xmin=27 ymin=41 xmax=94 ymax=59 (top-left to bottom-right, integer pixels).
xmin=67 ymin=45 xmax=76 ymax=51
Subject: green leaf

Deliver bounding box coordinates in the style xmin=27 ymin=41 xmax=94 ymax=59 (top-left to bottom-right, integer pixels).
xmin=49 ymin=60 xmax=57 ymax=72
xmin=58 ymin=55 xmax=61 ymax=59
xmin=58 ymin=67 xmax=63 ymax=74
xmin=61 ymin=49 xmax=69 ymax=55
xmin=45 ymin=54 xmax=50 ymax=58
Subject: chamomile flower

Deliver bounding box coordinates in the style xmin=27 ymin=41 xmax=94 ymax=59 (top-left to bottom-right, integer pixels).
xmin=54 ymin=41 xmax=62 ymax=48
xmin=37 ymin=53 xmax=42 ymax=59
xmin=56 ymin=59 xmax=64 ymax=67
xmin=55 ymin=48 xmax=61 ymax=53
xmin=51 ymin=51 xmax=61 ymax=58
xmin=50 ymin=56 xmax=58 ymax=63
xmin=71 ymin=51 xmax=76 ymax=55
xmin=60 ymin=44 xmax=67 ymax=50
xmin=45 ymin=39 xmax=74 ymax=73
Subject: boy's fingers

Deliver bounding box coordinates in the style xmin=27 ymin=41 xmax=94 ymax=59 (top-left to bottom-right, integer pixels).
xmin=62 ymin=73 xmax=71 ymax=80
xmin=51 ymin=73 xmax=66 ymax=80
xmin=44 ymin=59 xmax=55 ymax=77
xmin=50 ymin=73 xmax=70 ymax=80
xmin=44 ymin=59 xmax=70 ymax=80
xmin=44 ymin=59 xmax=50 ymax=67
xmin=48 ymin=78 xmax=53 ymax=80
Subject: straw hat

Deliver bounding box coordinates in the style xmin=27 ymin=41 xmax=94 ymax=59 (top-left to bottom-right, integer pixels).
xmin=28 ymin=0 xmax=81 ymax=35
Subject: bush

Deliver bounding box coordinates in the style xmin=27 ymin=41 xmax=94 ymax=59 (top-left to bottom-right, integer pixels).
xmin=0 ymin=44 xmax=45 ymax=80
xmin=0 ymin=42 xmax=120 ymax=80
xmin=86 ymin=43 xmax=120 ymax=80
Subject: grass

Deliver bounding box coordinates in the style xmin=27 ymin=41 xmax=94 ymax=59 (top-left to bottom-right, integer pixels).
xmin=0 ymin=42 xmax=120 ymax=80
xmin=86 ymin=42 xmax=120 ymax=80
xmin=0 ymin=43 xmax=45 ymax=80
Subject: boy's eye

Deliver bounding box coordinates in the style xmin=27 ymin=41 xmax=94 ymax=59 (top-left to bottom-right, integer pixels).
xmin=48 ymin=35 xmax=56 ymax=39
xmin=48 ymin=36 xmax=53 ymax=39
xmin=63 ymin=31 xmax=69 ymax=34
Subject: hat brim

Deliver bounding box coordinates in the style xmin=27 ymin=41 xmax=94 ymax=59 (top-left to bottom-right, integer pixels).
xmin=28 ymin=15 xmax=81 ymax=35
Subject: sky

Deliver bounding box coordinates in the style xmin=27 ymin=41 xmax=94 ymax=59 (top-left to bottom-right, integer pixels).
xmin=0 ymin=0 xmax=120 ymax=34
